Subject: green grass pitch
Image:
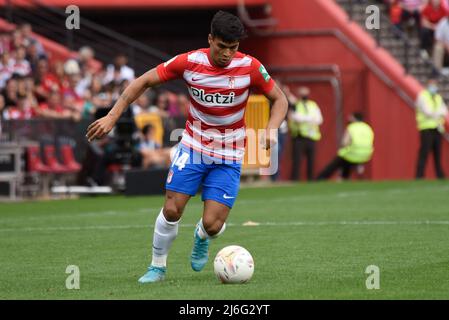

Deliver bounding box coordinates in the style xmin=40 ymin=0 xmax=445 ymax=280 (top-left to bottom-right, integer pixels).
xmin=1 ymin=180 xmax=448 ymax=299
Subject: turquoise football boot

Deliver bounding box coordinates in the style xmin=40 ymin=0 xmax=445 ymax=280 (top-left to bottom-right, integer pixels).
xmin=190 ymin=226 xmax=210 ymax=272
xmin=138 ymin=265 xmax=166 ymax=283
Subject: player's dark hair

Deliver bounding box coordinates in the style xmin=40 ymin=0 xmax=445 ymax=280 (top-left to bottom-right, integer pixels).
xmin=210 ymin=11 xmax=246 ymax=43
xmin=353 ymin=112 xmax=364 ymax=121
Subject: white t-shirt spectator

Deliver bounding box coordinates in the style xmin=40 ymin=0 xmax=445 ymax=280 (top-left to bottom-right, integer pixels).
xmin=12 ymin=59 xmax=31 ymax=77
xmin=435 ymin=17 xmax=449 ymax=45
xmin=102 ymin=64 xmax=135 ymax=85
xmin=0 ymin=58 xmax=14 ymax=89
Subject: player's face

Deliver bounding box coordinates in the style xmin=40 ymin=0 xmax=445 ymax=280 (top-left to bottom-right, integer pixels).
xmin=208 ymin=35 xmax=239 ymax=67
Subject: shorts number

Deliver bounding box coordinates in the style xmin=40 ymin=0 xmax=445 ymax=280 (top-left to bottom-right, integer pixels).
xmin=172 ymin=151 xmax=190 ymax=171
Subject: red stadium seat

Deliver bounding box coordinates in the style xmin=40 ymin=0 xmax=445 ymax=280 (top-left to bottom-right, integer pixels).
xmin=43 ymin=145 xmax=71 ymax=173
xmin=60 ymin=145 xmax=82 ymax=173
xmin=26 ymin=145 xmax=52 ymax=173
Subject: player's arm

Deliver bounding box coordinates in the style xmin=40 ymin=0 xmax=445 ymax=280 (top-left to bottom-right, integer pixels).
xmin=86 ymin=68 xmax=161 ymax=141
xmin=263 ymin=83 xmax=288 ymax=149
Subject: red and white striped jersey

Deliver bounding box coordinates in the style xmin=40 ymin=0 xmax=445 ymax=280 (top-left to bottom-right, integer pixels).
xmin=156 ymin=48 xmax=274 ymax=161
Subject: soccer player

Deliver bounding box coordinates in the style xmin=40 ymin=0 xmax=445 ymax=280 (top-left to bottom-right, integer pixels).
xmin=86 ymin=11 xmax=288 ymax=283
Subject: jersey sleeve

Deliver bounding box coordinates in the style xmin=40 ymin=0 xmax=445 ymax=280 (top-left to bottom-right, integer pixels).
xmin=156 ymin=53 xmax=188 ymax=82
xmin=250 ymin=56 xmax=275 ymax=95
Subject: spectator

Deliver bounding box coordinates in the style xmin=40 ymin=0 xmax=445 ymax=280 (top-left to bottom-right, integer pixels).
xmin=94 ymin=90 xmax=114 ymax=115
xmin=137 ymin=124 xmax=171 ymax=169
xmin=2 ymin=93 xmax=36 ymax=120
xmin=399 ymin=0 xmax=424 ymax=32
xmin=13 ymin=46 xmax=31 ymax=77
xmin=18 ymin=23 xmax=46 ymax=56
xmin=77 ymin=46 xmax=96 ymax=73
xmin=16 ymin=74 xmax=28 ymax=97
xmin=0 ymin=94 xmax=5 ymax=120
xmin=390 ymin=0 xmax=404 ymax=29
xmin=317 ymin=112 xmax=374 ymax=181
xmin=54 ymin=60 xmax=67 ymax=87
xmin=64 ymin=59 xmax=81 ymax=76
xmin=2 ymin=76 xmax=18 ymax=108
xmin=36 ymin=90 xmax=74 ymax=120
xmin=0 ymin=51 xmax=14 ymax=89
xmin=131 ymin=93 xmax=151 ymax=116
xmin=176 ymin=93 xmax=190 ymax=118
xmin=0 ymin=32 xmax=12 ymax=54
xmin=154 ymin=91 xmax=170 ymax=118
xmin=166 ymin=92 xmax=181 ymax=117
xmin=288 ymin=86 xmax=323 ymax=181
xmin=80 ymin=89 xmax=95 ymax=119
xmin=10 ymin=30 xmax=24 ymax=51
xmin=415 ymin=78 xmax=447 ymax=179
xmin=432 ymin=16 xmax=449 ymax=73
xmin=26 ymin=40 xmax=46 ymax=74
xmin=102 ymin=53 xmax=135 ymax=85
xmin=34 ymin=57 xmax=61 ymax=101
xmin=420 ymin=0 xmax=448 ymax=59
xmin=62 ymin=92 xmax=82 ymax=122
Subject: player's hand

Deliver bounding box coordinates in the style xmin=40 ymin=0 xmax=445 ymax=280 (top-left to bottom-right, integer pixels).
xmin=260 ymin=129 xmax=278 ymax=150
xmin=86 ymin=115 xmax=116 ymax=142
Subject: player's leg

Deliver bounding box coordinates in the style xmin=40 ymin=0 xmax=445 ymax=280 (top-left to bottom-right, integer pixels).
xmin=191 ymin=200 xmax=230 ymax=271
xmin=138 ymin=190 xmax=191 ymax=283
xmin=190 ymin=161 xmax=241 ymax=272
xmin=152 ymin=191 xmax=191 ymax=264
xmin=139 ymin=145 xmax=205 ymax=283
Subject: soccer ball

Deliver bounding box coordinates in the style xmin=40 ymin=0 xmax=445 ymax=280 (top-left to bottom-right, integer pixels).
xmin=213 ymin=245 xmax=254 ymax=284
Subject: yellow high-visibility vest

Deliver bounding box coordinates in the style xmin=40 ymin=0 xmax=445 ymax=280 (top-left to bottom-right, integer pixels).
xmin=288 ymin=100 xmax=322 ymax=141
xmin=416 ymin=90 xmax=446 ymax=132
xmin=338 ymin=121 xmax=374 ymax=164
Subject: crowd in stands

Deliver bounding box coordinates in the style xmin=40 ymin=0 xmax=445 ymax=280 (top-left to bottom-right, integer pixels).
xmin=0 ymin=23 xmax=190 ymax=181
xmin=0 ymin=23 xmax=189 ymax=122
xmin=379 ymin=0 xmax=449 ymax=73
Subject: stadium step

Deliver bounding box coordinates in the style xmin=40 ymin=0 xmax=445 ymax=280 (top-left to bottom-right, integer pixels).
xmin=335 ymin=0 xmax=449 ymax=91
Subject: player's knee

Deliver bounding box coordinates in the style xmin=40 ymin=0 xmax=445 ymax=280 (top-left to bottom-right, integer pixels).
xmin=163 ymin=202 xmax=183 ymax=222
xmin=203 ymin=220 xmax=225 ymax=237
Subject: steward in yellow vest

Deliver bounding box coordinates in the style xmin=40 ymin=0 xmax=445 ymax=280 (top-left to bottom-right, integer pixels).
xmin=317 ymin=112 xmax=374 ymax=180
xmin=415 ymin=79 xmax=448 ymax=179
xmin=288 ymin=86 xmax=323 ymax=181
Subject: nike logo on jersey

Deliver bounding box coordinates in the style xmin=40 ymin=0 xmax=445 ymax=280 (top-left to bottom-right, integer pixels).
xmin=223 ymin=194 xmax=235 ymax=199
xmin=192 ymin=77 xmax=202 ymax=81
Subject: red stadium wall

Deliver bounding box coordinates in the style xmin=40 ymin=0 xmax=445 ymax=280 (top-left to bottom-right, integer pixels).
xmin=242 ymin=0 xmax=449 ymax=180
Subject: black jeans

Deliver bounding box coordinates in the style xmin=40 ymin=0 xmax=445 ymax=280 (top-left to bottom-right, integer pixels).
xmin=316 ymin=156 xmax=354 ymax=180
xmin=416 ymin=128 xmax=445 ymax=179
xmin=420 ymin=27 xmax=434 ymax=53
xmin=290 ymin=136 xmax=316 ymax=181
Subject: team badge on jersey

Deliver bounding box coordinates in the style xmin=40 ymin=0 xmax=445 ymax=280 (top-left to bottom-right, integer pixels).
xmin=228 ymin=76 xmax=235 ymax=89
xmin=167 ymin=169 xmax=174 ymax=184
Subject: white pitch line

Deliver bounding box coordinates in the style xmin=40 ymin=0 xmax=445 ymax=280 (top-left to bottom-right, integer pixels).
xmin=0 ymin=220 xmax=449 ymax=233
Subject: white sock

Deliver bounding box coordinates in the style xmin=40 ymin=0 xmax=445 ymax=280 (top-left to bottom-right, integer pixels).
xmin=151 ymin=208 xmax=180 ymax=268
xmin=196 ymin=218 xmax=226 ymax=240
